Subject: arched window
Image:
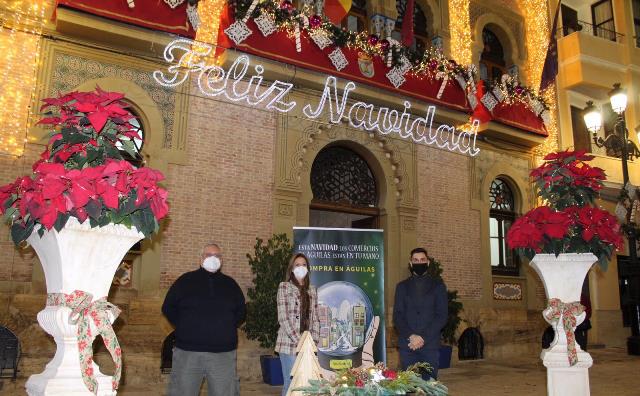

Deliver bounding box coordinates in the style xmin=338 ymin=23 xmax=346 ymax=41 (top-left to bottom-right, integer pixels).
xmin=112 ymin=105 xmax=146 ymax=289
xmin=116 ymin=105 xmax=145 ymax=168
xmin=309 ymin=146 xmax=378 ymax=229
xmin=394 ymin=0 xmax=429 ymax=53
xmin=489 ymin=178 xmax=519 ymax=275
xmin=343 ymin=0 xmax=367 ymax=32
xmin=480 ymin=27 xmax=506 ymax=82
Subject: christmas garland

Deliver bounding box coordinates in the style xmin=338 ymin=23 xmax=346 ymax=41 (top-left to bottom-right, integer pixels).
xmin=165 ymin=0 xmax=552 ymax=126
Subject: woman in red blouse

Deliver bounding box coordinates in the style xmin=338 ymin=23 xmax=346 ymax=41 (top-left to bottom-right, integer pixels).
xmin=275 ymin=253 xmax=320 ymax=395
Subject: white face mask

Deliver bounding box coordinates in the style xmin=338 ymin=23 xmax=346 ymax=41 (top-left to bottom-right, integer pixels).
xmin=202 ymin=256 xmax=221 ymax=273
xmin=293 ymin=266 xmax=308 ymax=281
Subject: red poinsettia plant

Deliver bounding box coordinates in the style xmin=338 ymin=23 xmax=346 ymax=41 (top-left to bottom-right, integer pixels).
xmin=506 ymin=150 xmax=623 ymax=269
xmin=0 ymin=87 xmax=168 ymax=245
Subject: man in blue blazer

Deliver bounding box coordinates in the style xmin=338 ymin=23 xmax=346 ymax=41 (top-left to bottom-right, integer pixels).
xmin=393 ymin=247 xmax=448 ymax=380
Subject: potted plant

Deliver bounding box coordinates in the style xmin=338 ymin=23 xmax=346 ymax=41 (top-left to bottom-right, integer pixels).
xmin=426 ymin=257 xmax=462 ymax=369
xmin=243 ymin=233 xmax=293 ymax=385
xmin=506 ymin=149 xmax=622 ymax=394
xmin=0 ymin=88 xmax=169 ymax=395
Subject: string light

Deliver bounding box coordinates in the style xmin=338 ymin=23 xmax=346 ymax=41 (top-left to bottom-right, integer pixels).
xmin=154 ymin=42 xmax=481 ymax=156
xmin=193 ymin=0 xmax=227 ymax=65
xmin=535 ymin=86 xmax=559 ymax=161
xmin=0 ymin=0 xmax=46 ymax=157
xmin=520 ymin=0 xmax=549 ymax=92
xmin=448 ymin=0 xmax=472 ymax=65
xmin=518 ymin=0 xmax=559 ymax=160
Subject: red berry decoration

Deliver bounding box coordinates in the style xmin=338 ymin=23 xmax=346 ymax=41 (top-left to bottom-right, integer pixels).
xmin=309 ymin=14 xmax=322 ymax=28
xmin=367 ymin=34 xmax=379 ymax=46
xmin=380 ymin=39 xmax=390 ymax=51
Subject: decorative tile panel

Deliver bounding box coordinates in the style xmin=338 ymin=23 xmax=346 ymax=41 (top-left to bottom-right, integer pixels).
xmin=493 ymin=282 xmax=522 ymax=300
xmin=50 ymin=52 xmax=177 ymax=149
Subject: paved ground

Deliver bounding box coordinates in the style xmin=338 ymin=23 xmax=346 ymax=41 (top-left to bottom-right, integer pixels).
xmin=3 ymin=347 xmax=639 ymax=395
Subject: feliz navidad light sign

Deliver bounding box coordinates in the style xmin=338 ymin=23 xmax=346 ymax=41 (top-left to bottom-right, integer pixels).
xmin=153 ymin=39 xmax=480 ymax=156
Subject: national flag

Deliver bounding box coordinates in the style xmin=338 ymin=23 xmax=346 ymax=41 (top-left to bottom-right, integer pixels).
xmin=324 ymin=0 xmax=352 ymax=25
xmin=539 ymin=1 xmax=561 ymax=92
xmin=400 ymin=0 xmax=415 ymax=47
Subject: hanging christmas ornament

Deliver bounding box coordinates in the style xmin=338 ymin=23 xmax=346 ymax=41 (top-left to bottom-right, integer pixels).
xmin=492 ymin=86 xmax=505 ymax=102
xmin=254 ymin=11 xmax=277 ymax=36
xmin=225 ymin=0 xmax=261 ymax=45
xmin=280 ymin=0 xmax=294 ymax=12
xmin=309 ymin=29 xmax=332 ymax=49
xmin=480 ymin=92 xmax=499 ymax=112
xmin=224 ymin=21 xmax=253 ymax=45
xmin=328 ymin=48 xmax=348 ymax=71
xmin=186 ymin=3 xmax=200 ymax=30
xmin=455 ymin=73 xmax=467 ymax=90
xmin=164 ymin=0 xmax=185 ymax=8
xmin=295 ymin=14 xmax=309 ymax=52
xmin=435 ymin=71 xmax=449 ymax=99
xmin=379 ymin=39 xmax=389 ymax=52
xmin=386 ymin=67 xmax=406 ymax=88
xmin=244 ymin=0 xmax=260 ymax=20
xmin=367 ymin=34 xmax=378 ymax=47
xmin=309 ymin=15 xmax=322 ymax=28
xmin=398 ymin=55 xmax=411 ymax=74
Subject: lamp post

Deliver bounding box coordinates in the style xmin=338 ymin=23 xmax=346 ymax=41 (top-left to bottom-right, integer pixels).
xmin=583 ymin=83 xmax=640 ymax=355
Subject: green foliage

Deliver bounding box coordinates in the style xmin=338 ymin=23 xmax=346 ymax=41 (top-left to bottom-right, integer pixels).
xmin=242 ymin=234 xmax=293 ymax=349
xmin=294 ymin=362 xmax=448 ymax=395
xmin=426 ymin=258 xmax=463 ymax=345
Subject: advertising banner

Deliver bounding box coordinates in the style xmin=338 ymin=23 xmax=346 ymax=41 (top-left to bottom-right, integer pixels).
xmin=293 ymin=227 xmax=385 ymax=370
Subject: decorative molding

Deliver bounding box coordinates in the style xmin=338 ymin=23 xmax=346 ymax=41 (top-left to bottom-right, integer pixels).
xmin=278 ymin=202 xmax=294 ymax=217
xmin=42 ymin=39 xmax=189 ymax=160
xmin=469 ymin=2 xmax=524 ymax=60
xmin=493 ymin=282 xmax=522 ymax=300
xmin=470 ymin=149 xmax=531 ymax=202
xmin=402 ymin=218 xmax=416 ymax=231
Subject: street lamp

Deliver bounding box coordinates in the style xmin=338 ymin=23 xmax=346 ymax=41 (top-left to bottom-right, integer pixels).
xmin=583 ymin=83 xmax=640 ymax=355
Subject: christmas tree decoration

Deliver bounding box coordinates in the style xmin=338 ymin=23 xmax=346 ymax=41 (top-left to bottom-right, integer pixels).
xmin=328 ymin=47 xmax=348 ymax=71
xmin=127 ymin=0 xmax=135 ymax=8
xmin=286 ymin=331 xmax=323 ymax=396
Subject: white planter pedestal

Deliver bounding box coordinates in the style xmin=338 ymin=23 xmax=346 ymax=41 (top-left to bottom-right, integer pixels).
xmin=530 ymin=253 xmax=598 ymax=396
xmin=25 ymin=218 xmax=143 ymax=396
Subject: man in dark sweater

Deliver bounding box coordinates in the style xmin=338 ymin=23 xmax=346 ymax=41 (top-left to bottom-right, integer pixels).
xmin=162 ymin=242 xmax=246 ymax=396
xmin=393 ymin=247 xmax=447 ymax=380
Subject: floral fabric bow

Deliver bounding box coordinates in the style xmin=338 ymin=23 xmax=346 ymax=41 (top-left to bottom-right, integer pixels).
xmin=543 ymin=298 xmax=585 ymax=366
xmin=47 ymin=290 xmax=122 ymax=394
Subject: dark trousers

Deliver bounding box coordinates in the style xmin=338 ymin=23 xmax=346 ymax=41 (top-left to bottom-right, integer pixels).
xmin=399 ymin=347 xmax=440 ymax=380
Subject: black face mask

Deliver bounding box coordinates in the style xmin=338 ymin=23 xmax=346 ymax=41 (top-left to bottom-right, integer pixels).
xmin=411 ymin=263 xmax=428 ymax=276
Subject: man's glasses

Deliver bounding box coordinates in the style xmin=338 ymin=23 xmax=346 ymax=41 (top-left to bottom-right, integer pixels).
xmin=204 ymin=253 xmax=222 ymax=258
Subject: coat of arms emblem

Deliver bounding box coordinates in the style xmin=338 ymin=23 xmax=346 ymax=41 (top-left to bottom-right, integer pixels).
xmin=357 ymin=52 xmax=375 ymax=78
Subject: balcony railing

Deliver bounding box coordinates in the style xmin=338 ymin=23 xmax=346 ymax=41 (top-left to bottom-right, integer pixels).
xmin=559 ymin=20 xmax=623 ymax=43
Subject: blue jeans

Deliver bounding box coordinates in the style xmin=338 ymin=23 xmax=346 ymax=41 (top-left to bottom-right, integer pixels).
xmin=167 ymin=348 xmax=239 ymax=396
xmin=399 ymin=347 xmax=440 ymax=380
xmin=280 ymin=353 xmax=296 ymax=396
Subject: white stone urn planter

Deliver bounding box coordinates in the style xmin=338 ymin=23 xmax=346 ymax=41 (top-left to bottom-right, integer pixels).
xmin=25 ymin=217 xmax=143 ymax=396
xmin=530 ymin=253 xmax=598 ymax=396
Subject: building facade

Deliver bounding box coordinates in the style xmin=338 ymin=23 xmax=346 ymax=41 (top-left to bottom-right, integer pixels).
xmin=0 ymin=0 xmax=638 ymax=387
